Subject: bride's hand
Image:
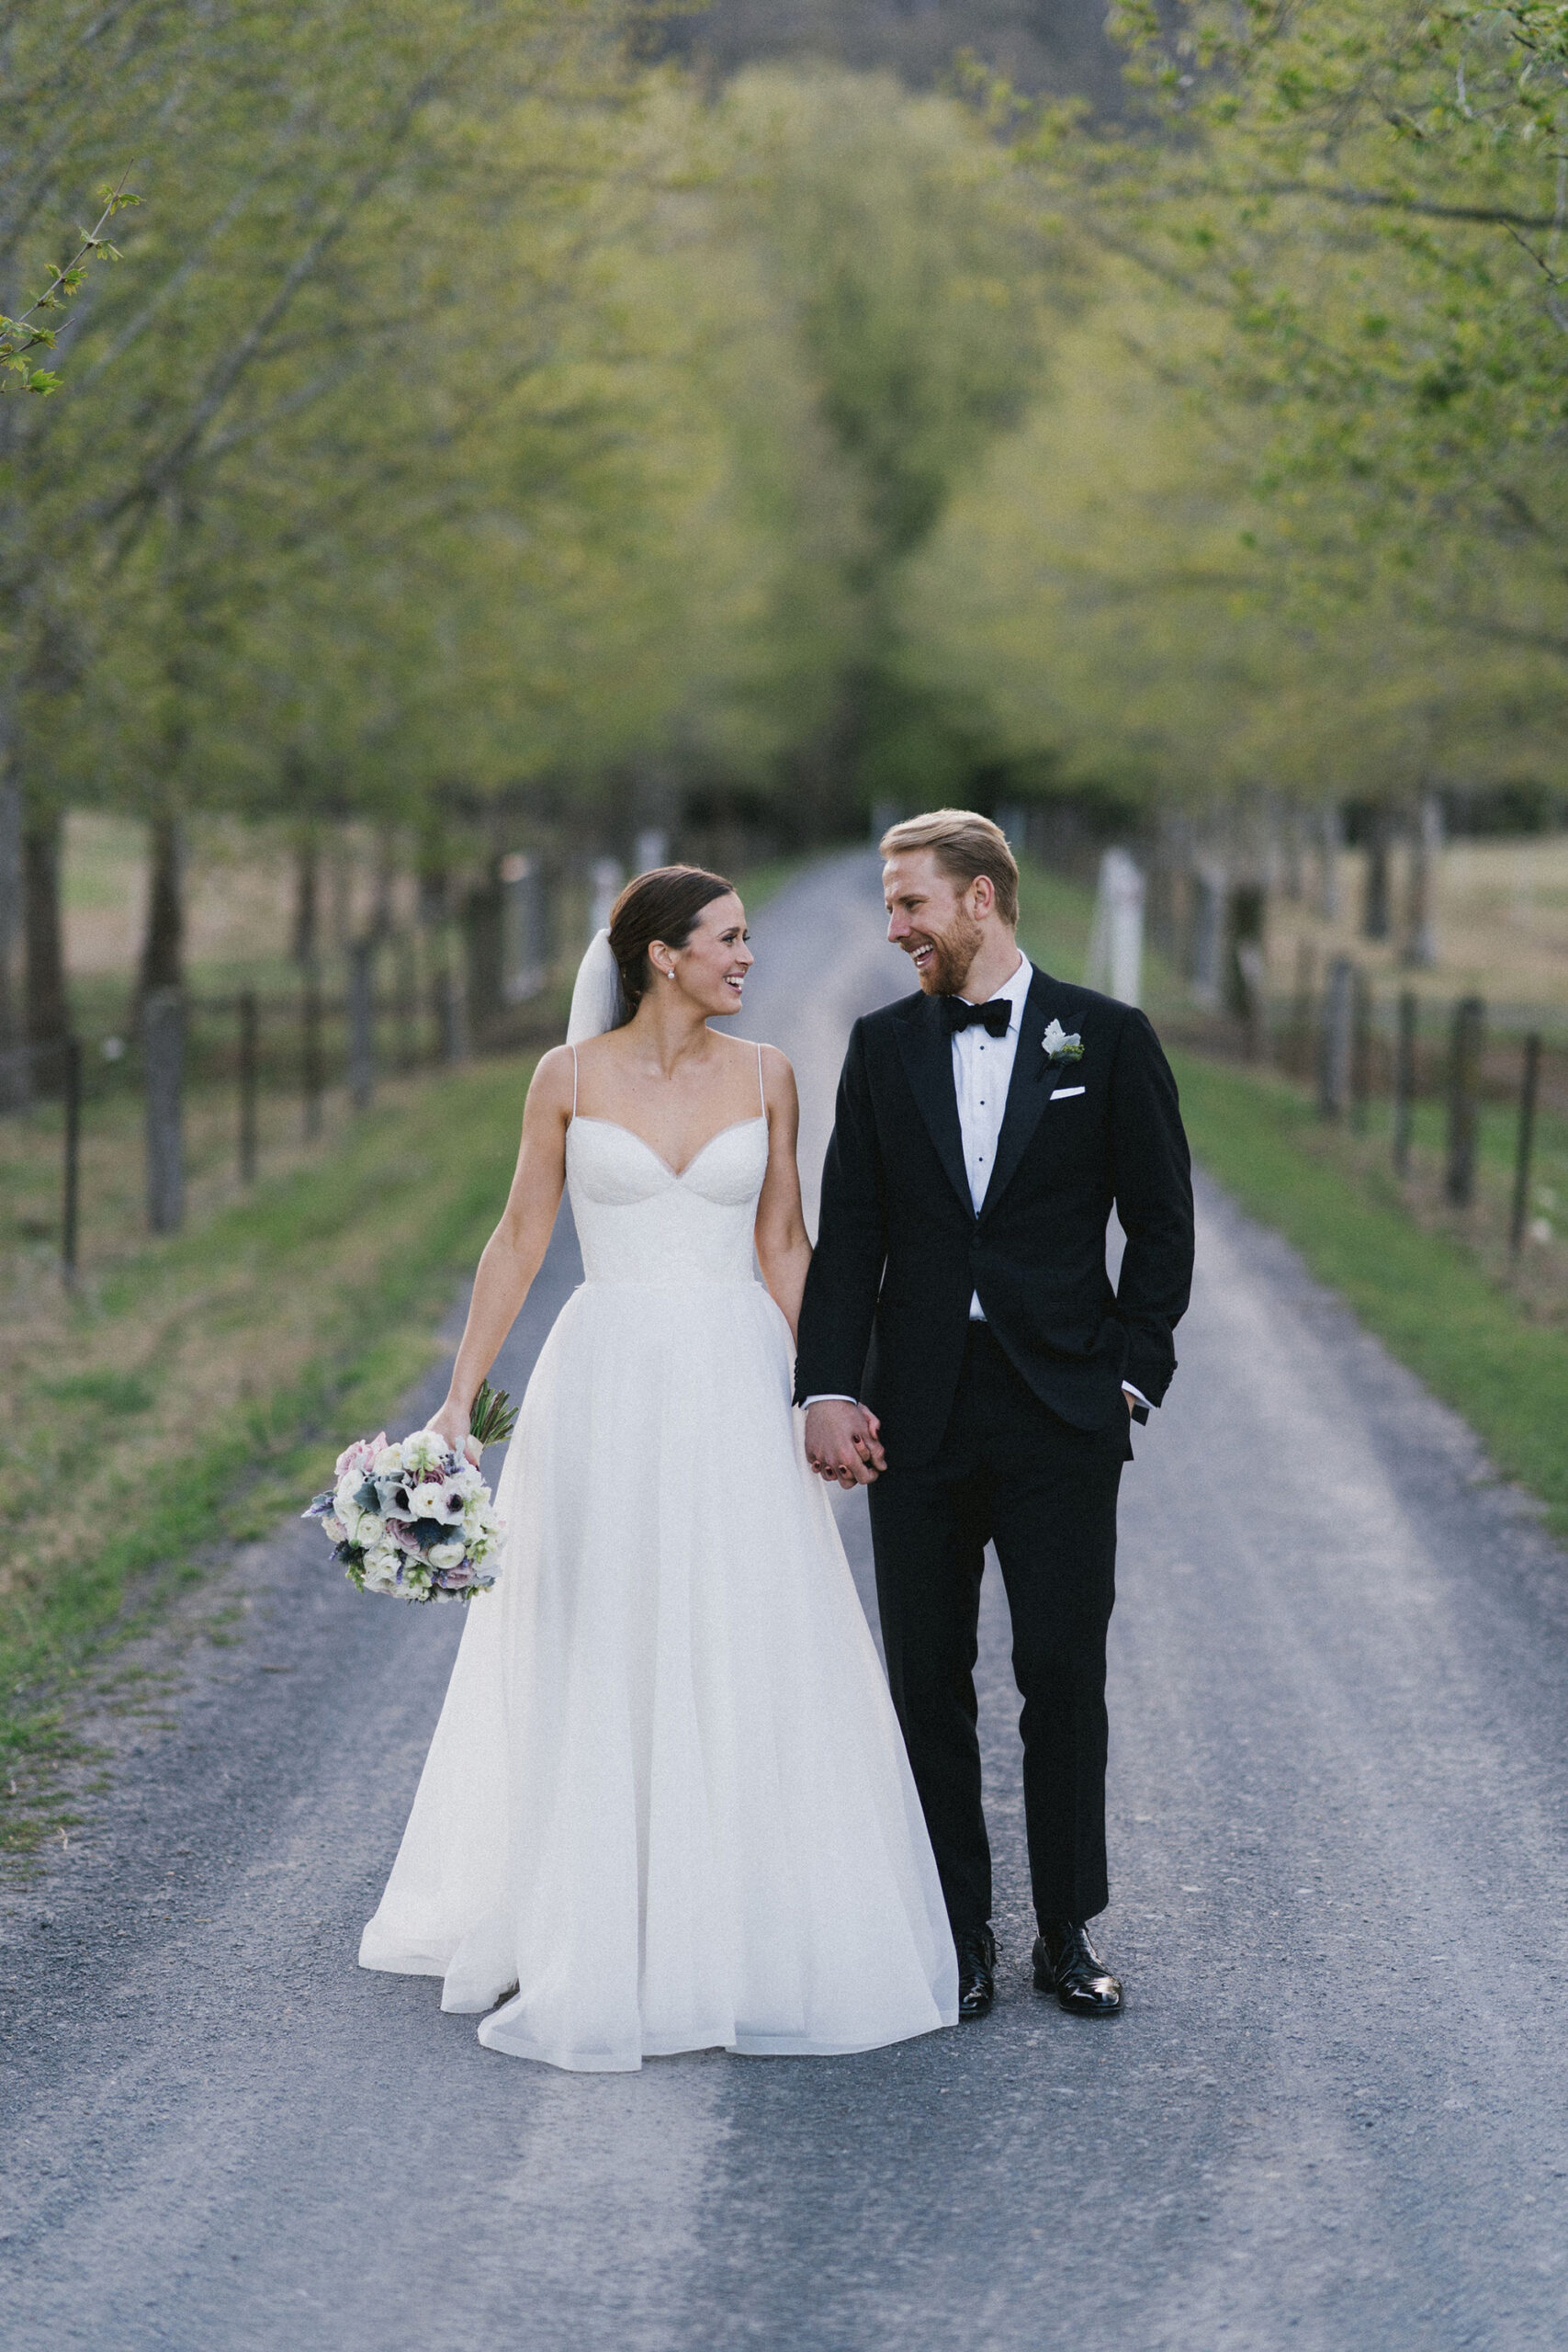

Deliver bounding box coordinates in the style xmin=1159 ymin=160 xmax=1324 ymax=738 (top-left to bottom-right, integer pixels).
xmin=427 ymin=1397 xmax=471 ymax=1458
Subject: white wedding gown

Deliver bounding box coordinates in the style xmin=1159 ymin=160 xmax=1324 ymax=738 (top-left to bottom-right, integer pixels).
xmin=360 ymin=1079 xmax=957 ymax=2070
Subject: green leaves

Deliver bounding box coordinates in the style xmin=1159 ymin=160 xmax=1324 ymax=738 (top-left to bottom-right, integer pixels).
xmin=0 ymin=184 xmax=139 ymax=395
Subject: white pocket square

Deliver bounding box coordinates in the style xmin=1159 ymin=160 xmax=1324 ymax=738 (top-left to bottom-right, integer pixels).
xmin=1049 ymin=1084 xmax=1086 ymax=1100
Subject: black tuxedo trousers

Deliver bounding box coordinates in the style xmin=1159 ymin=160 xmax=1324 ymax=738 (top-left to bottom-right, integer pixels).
xmin=869 ymin=1323 xmax=1125 ymax=1934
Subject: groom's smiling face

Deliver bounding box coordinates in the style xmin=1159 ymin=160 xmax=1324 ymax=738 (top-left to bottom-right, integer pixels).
xmin=884 ymin=851 xmax=984 ymax=997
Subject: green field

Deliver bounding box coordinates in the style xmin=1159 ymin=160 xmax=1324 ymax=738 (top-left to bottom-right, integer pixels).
xmin=1170 ymin=1055 xmax=1568 ymax=1537
xmin=0 ymin=1057 xmax=536 ymax=1855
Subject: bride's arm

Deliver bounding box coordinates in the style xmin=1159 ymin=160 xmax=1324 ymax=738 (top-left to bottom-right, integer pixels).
xmin=753 ymin=1047 xmax=813 ymax=1341
xmin=427 ymin=1045 xmax=574 ymax=1453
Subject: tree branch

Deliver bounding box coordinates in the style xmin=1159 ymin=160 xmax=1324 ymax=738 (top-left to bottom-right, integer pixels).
xmin=1247 ymin=179 xmax=1563 ymax=232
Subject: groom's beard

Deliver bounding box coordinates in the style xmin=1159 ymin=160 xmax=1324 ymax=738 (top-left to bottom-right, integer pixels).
xmin=906 ymin=908 xmax=985 ymax=997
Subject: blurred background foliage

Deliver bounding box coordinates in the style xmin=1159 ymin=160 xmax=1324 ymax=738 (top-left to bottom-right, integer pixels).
xmin=3 ymin=0 xmax=1566 ymax=1038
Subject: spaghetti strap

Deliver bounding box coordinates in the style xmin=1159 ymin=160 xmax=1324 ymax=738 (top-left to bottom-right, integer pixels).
xmin=756 ymin=1041 xmax=765 ymax=1120
xmin=570 ymin=1045 xmax=578 ymax=1122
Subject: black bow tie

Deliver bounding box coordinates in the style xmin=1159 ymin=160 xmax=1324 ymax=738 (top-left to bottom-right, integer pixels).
xmin=942 ymin=996 xmax=1012 ymax=1038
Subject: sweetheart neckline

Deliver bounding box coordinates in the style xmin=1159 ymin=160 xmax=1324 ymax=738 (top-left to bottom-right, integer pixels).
xmin=570 ymin=1114 xmax=767 ymax=1183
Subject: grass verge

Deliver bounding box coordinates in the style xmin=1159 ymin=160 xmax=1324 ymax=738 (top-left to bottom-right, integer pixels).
xmin=1 ymin=1056 xmax=536 ymax=1857
xmin=1171 ymin=1052 xmax=1568 ymax=1540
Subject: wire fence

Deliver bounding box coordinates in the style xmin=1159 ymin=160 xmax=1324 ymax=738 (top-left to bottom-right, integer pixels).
xmin=1158 ymin=952 xmax=1566 ymax=1269
xmin=0 ymin=922 xmax=570 ymax=1292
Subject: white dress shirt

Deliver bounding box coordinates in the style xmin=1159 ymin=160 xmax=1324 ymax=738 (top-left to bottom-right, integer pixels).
xmin=803 ymin=950 xmax=1149 ymax=1412
xmin=952 ymin=951 xmax=1034 ymax=1315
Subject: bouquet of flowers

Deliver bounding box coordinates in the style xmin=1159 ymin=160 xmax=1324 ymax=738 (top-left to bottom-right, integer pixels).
xmin=304 ymin=1380 xmax=518 ymax=1604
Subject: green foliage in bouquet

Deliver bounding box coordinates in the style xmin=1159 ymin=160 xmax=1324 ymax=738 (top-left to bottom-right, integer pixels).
xmin=468 ymin=1379 xmax=519 ymax=1449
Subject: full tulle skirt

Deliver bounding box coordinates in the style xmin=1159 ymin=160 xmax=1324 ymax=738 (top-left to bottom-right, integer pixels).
xmin=359 ymin=1280 xmax=958 ymax=2071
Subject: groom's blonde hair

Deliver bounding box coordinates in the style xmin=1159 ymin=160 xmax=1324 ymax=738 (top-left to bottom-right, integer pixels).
xmin=879 ymin=809 xmax=1020 ymax=928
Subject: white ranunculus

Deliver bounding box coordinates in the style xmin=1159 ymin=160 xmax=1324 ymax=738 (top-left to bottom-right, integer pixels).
xmin=371 ymin=1442 xmax=405 ymax=1479
xmin=429 ymin=1539 xmax=466 ymax=1570
xmin=401 ymin=1430 xmax=442 ymax=1475
xmin=355 ymin=1514 xmax=384 ymax=1547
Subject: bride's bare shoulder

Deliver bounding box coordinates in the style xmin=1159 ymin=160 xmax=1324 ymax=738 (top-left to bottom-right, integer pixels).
xmin=712 ymin=1033 xmax=793 ymax=1078
xmin=526 ymin=1045 xmax=577 ymax=1114
xmin=748 ymin=1040 xmax=797 ymax=1114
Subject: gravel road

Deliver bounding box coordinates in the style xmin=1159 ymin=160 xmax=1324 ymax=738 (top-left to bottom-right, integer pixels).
xmin=3 ymin=851 xmax=1567 ymax=2350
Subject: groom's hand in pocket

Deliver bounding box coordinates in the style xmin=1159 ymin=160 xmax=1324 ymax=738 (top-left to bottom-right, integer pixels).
xmin=805 ymin=1400 xmax=886 ymax=1487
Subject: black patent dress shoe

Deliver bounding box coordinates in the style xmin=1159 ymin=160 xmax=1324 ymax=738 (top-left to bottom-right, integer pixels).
xmin=954 ymin=1926 xmax=997 ymax=2019
xmin=1032 ymin=1920 xmax=1122 ymax=2017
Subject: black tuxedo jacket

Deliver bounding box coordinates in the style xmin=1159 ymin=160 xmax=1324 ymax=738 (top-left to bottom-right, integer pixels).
xmin=794 ymin=967 xmax=1194 ymax=1467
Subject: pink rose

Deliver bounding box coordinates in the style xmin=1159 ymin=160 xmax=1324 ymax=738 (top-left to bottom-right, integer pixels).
xmin=335 ymin=1431 xmax=386 ymax=1478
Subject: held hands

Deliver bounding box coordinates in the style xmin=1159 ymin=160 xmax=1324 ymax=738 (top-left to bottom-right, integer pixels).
xmin=804 ymin=1400 xmax=886 ymax=1488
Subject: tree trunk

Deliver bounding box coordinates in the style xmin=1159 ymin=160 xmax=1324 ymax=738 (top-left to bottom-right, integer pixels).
xmin=1402 ymin=790 xmax=1443 ymax=968
xmin=0 ymin=770 xmax=22 ymax=1102
xmin=23 ymin=802 xmax=70 ymax=1093
xmin=291 ymin=831 xmax=320 ymax=968
xmin=1361 ymin=808 xmax=1393 ymax=941
xmin=372 ymin=827 xmax=398 ymax=941
xmin=1318 ymin=805 xmax=1342 ymax=922
xmin=137 ymin=815 xmax=185 ymax=1000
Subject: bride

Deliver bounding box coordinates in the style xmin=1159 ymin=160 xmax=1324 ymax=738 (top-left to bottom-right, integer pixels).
xmin=360 ymin=864 xmax=957 ymax=2070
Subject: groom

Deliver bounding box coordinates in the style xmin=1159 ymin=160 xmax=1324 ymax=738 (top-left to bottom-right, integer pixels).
xmin=796 ymin=810 xmax=1193 ymax=2021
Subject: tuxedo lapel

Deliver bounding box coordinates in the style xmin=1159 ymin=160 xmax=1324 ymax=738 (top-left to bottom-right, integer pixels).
xmin=893 ymin=995 xmax=973 ymax=1216
xmin=979 ymin=967 xmax=1056 ymax=1222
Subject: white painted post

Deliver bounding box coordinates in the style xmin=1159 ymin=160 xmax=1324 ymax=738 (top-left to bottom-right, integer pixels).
xmin=589 ymin=858 xmax=622 ymax=938
xmin=1189 ymin=862 xmax=1224 ymax=1011
xmin=1085 ymin=849 xmax=1145 ymax=1007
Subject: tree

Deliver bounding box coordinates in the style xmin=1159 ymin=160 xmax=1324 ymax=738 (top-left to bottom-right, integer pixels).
xmin=705 ymin=64 xmax=1069 ymax=820
xmin=2 ymin=0 xmax=635 ymax=1046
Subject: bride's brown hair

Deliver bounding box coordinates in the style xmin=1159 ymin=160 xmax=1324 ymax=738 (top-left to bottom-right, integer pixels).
xmin=609 ymin=865 xmax=736 ymax=1014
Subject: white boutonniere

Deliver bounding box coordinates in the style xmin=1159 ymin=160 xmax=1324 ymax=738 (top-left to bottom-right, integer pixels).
xmin=1042 ymin=1019 xmax=1084 ymax=1064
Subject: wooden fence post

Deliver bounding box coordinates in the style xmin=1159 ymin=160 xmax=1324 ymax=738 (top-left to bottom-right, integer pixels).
xmin=237 ymin=990 xmax=258 ymax=1182
xmin=143 ymin=987 xmax=185 ymax=1234
xmin=1508 ymin=1033 xmax=1542 ymax=1258
xmin=1445 ymin=995 xmax=1485 ymax=1208
xmin=1392 ymin=989 xmax=1417 ymax=1177
xmin=1318 ymin=956 xmax=1355 ymax=1119
xmin=61 ymin=1035 xmax=81 ymax=1289
xmin=1290 ymin=939 xmax=1315 ymax=1080
xmin=396 ymin=933 xmax=419 ymax=1071
xmin=1349 ymin=967 xmax=1372 ymax=1134
xmin=348 ymin=939 xmax=375 ymax=1110
xmin=439 ymin=944 xmax=469 ymax=1066
xmin=301 ymin=962 xmax=323 ymax=1139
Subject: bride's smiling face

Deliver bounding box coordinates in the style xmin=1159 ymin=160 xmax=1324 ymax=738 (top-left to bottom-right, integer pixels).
xmin=654 ymin=892 xmax=753 ymax=1017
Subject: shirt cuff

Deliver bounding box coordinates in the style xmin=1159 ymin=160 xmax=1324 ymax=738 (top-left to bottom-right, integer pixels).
xmin=1122 ymin=1383 xmax=1153 ymax=1410
xmin=801 ymin=1395 xmax=858 ymax=1408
